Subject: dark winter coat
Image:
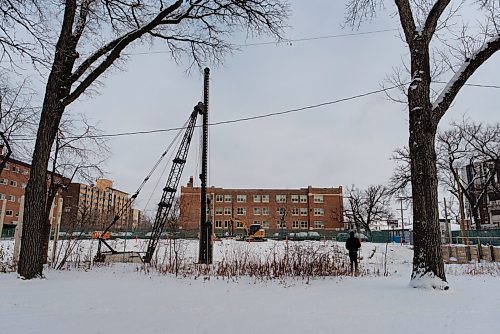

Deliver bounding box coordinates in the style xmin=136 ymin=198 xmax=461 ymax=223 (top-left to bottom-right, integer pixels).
xmin=346 ymin=236 xmax=361 ymax=253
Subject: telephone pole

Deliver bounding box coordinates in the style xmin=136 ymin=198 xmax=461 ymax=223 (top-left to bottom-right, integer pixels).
xmin=398 ymin=197 xmax=407 ymax=245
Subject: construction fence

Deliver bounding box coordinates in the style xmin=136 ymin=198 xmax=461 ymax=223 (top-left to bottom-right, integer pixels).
xmin=442 ymin=244 xmax=500 ymax=263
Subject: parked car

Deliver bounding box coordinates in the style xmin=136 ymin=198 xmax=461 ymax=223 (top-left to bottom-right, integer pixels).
xmin=355 ymin=232 xmax=369 ymax=242
xmin=307 ymin=231 xmax=321 ymax=241
xmin=272 ymin=231 xmax=289 ymax=241
xmin=336 ymin=232 xmax=350 ymax=242
xmin=336 ymin=232 xmax=369 ymax=242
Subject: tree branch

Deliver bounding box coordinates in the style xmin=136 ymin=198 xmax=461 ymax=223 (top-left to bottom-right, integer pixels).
xmin=423 ymin=0 xmax=450 ymax=40
xmin=433 ymin=34 xmax=500 ymax=123
xmin=394 ymin=0 xmax=416 ymax=46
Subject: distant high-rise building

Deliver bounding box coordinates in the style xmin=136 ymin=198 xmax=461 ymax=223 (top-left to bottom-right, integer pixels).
xmin=60 ymin=178 xmax=137 ymax=231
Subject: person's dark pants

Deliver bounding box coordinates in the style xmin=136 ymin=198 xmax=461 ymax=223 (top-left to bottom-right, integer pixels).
xmin=349 ymin=251 xmax=358 ymax=273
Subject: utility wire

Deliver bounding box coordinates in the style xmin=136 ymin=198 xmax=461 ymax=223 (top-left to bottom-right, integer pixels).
xmin=239 ymin=28 xmax=398 ymax=46
xmin=9 ymin=84 xmax=404 ymax=141
xmin=0 ymin=28 xmax=399 ymax=64
xmin=9 ymin=80 xmax=500 ymax=142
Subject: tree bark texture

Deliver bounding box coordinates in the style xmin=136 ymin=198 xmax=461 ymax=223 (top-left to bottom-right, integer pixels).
xmin=408 ymin=36 xmax=446 ymax=284
xmin=18 ymin=2 xmax=78 ymax=278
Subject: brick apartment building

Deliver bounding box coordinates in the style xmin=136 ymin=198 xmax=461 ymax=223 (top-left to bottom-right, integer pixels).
xmin=0 ymin=157 xmax=68 ymax=237
xmin=60 ymin=178 xmax=134 ymax=231
xmin=179 ymin=177 xmax=343 ymax=234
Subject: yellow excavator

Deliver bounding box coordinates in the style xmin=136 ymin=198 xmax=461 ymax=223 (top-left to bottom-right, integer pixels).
xmin=231 ymin=218 xmax=266 ymax=241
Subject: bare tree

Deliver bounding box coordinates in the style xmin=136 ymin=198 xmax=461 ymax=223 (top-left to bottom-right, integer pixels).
xmin=0 ymin=76 xmax=39 ymax=164
xmin=18 ymin=1 xmax=289 ymax=279
xmin=0 ymin=0 xmax=49 ymax=67
xmin=344 ymin=185 xmax=392 ymax=238
xmin=392 ymin=119 xmax=500 ymax=231
xmin=346 ymin=0 xmax=500 ymax=288
xmin=437 ymin=120 xmax=500 ymax=230
xmin=38 ymin=114 xmax=110 ymax=264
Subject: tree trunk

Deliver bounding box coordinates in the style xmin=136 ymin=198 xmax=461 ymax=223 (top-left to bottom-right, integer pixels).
xmin=18 ymin=2 xmax=79 ymax=279
xmin=408 ymin=37 xmax=447 ymax=288
xmin=18 ymin=103 xmax=64 ymax=278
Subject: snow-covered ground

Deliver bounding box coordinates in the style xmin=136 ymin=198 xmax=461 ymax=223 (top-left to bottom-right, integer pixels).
xmin=1 ymin=238 xmax=499 ymax=334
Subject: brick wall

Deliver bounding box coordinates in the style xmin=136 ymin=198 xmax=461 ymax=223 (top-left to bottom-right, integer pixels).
xmin=179 ymin=179 xmax=343 ymax=233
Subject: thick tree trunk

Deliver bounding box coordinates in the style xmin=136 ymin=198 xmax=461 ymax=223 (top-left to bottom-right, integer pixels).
xmin=408 ymin=37 xmax=447 ymax=288
xmin=409 ymin=125 xmax=446 ymax=285
xmin=18 ymin=2 xmax=78 ymax=278
xmin=18 ymin=103 xmax=64 ymax=278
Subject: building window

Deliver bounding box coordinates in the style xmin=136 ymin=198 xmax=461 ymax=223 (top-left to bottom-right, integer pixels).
xmin=236 ymin=207 xmax=246 ymax=215
xmin=300 ymin=208 xmax=308 ymax=216
xmin=314 ymin=195 xmax=324 ymax=203
xmin=12 ymin=166 xmax=20 ymax=173
xmin=292 ymin=220 xmax=299 ymax=229
xmin=276 ymin=195 xmax=286 ymax=203
xmin=236 ymin=221 xmax=244 ymax=228
xmin=314 ymin=221 xmax=324 ymax=229
xmin=64 ymin=207 xmax=71 ymax=213
xmin=261 ymin=195 xmax=269 ymax=203
xmin=300 ymin=195 xmax=308 ymax=203
xmin=291 ymin=207 xmax=299 ymax=216
xmin=262 ymin=221 xmax=269 ymax=229
xmin=215 ymin=194 xmax=223 ymax=202
xmin=215 ymin=207 xmax=223 ymax=215
xmin=224 ymin=207 xmax=232 ymax=215
xmin=277 ymin=221 xmax=286 ymax=228
xmin=262 ymin=207 xmax=269 ymax=215
xmin=224 ymin=195 xmax=232 ymax=202
xmin=253 ymin=207 xmax=261 ymax=215
xmin=0 ymin=193 xmax=5 ymax=199
xmin=300 ymin=221 xmax=308 ymax=229
xmin=22 ymin=169 xmax=29 ymax=175
xmin=253 ymin=220 xmax=260 ymax=225
xmin=276 ymin=207 xmax=286 ymax=216
xmin=6 ymin=210 xmax=13 ymax=216
xmin=8 ymin=195 xmax=15 ymax=202
xmin=224 ymin=220 xmax=231 ymax=228
xmin=215 ymin=220 xmax=222 ymax=228
xmin=0 ymin=178 xmax=7 ymax=185
xmin=253 ymin=195 xmax=261 ymax=203
xmin=314 ymin=208 xmax=324 ymax=216
xmin=237 ymin=195 xmax=247 ymax=203
xmin=291 ymin=195 xmax=299 ymax=203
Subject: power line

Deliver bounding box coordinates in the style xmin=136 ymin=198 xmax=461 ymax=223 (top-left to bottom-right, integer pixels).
xmin=1 ymin=28 xmax=399 ymax=64
xmin=239 ymin=28 xmax=398 ymax=46
xmin=8 ymin=79 xmax=500 ymax=142
xmin=9 ymin=84 xmax=405 ymax=141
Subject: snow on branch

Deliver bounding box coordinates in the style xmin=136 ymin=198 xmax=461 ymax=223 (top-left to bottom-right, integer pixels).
xmin=432 ymin=34 xmax=500 ymax=123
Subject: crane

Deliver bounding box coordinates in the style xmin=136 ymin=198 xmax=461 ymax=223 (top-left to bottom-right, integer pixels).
xmin=143 ymin=102 xmax=204 ymax=263
xmin=94 ymin=102 xmax=204 ymax=263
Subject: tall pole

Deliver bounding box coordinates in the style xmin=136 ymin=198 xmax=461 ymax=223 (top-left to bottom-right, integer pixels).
xmin=198 ymin=67 xmax=212 ymax=264
xmin=13 ymin=196 xmax=25 ymax=267
xmin=399 ymin=198 xmax=405 ymax=245
xmin=456 ymin=168 xmax=468 ymax=244
xmin=443 ymin=197 xmax=452 ymax=244
xmin=0 ymin=198 xmax=6 ymax=238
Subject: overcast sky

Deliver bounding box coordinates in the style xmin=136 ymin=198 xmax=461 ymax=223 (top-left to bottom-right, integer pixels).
xmin=57 ymin=1 xmax=500 ymax=214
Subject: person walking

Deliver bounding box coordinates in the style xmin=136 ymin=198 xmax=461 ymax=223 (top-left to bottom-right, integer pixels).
xmin=345 ymin=231 xmax=361 ymax=274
